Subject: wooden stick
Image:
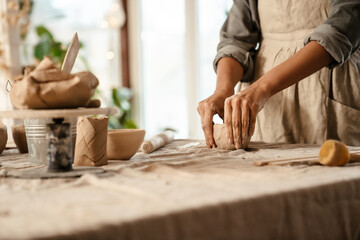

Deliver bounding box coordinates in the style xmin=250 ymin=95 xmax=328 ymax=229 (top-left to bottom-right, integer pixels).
xmin=254 ymin=151 xmax=360 ymax=167
xmin=270 ymin=154 xmax=360 ymax=166
xmin=61 ymin=33 xmax=80 ymax=74
xmin=269 ymin=158 xmax=319 ymax=166
xmin=349 ymin=153 xmax=360 ymax=162
xmin=148 ymin=152 xmax=191 ymax=159
xmin=254 ymin=155 xmax=318 ymax=166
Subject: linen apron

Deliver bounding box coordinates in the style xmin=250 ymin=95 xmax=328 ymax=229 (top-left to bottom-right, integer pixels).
xmin=239 ymin=0 xmax=360 ymax=146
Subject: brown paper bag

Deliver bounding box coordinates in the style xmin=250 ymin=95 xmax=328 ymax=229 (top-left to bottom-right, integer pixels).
xmin=10 ymin=57 xmax=100 ymax=109
xmin=74 ymin=116 xmax=108 ymax=166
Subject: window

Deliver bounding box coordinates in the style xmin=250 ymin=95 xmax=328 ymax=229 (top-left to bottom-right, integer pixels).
xmin=136 ymin=0 xmax=232 ymax=138
xmin=140 ymin=0 xmax=187 ymax=137
xmin=26 ymin=0 xmax=122 ymax=94
xmin=1 ymin=0 xmax=234 ymax=140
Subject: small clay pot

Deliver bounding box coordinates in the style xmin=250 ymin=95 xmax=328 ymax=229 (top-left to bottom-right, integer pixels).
xmin=107 ymin=129 xmax=146 ymax=160
xmin=12 ymin=124 xmax=28 ymax=153
xmin=0 ymin=123 xmax=8 ymax=155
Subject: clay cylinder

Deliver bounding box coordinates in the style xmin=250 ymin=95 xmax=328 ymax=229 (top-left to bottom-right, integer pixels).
xmin=74 ymin=116 xmax=108 ymax=166
xmin=141 ymin=130 xmax=174 ymax=154
xmin=0 ymin=121 xmax=7 ymax=155
xmin=12 ymin=124 xmax=28 ymax=153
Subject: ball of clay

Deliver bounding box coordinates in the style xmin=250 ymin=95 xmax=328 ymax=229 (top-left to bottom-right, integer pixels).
xmin=12 ymin=124 xmax=28 ymax=153
xmin=213 ymin=124 xmax=250 ymax=150
xmin=319 ymin=139 xmax=350 ymax=166
xmin=87 ymin=99 xmax=101 ymax=108
xmin=0 ymin=121 xmax=8 ymax=155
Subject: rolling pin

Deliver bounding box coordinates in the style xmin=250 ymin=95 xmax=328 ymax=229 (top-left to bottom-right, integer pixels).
xmin=254 ymin=140 xmax=360 ymax=166
xmin=141 ymin=130 xmax=175 ymax=154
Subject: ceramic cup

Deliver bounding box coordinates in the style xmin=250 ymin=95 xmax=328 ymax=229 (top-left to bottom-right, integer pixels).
xmin=107 ymin=129 xmax=146 ymax=160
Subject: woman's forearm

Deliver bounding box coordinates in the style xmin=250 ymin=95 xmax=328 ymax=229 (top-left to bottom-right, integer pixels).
xmin=214 ymin=57 xmax=244 ymax=96
xmin=197 ymin=57 xmax=244 ymax=148
xmin=256 ymin=41 xmax=334 ymax=96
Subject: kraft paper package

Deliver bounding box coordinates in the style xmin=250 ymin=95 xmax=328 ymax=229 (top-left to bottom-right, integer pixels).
xmin=74 ymin=116 xmax=108 ymax=166
xmin=10 ymin=57 xmax=100 ymax=109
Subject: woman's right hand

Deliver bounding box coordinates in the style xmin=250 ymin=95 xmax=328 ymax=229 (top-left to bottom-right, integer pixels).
xmin=198 ymin=57 xmax=244 ymax=148
xmin=197 ymin=91 xmax=233 ymax=148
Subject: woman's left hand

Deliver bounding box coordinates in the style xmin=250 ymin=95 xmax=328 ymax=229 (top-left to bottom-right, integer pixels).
xmin=224 ymin=82 xmax=270 ymax=149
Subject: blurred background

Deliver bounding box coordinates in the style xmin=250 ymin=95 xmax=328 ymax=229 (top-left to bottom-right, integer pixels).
xmin=0 ymin=0 xmax=233 ymax=139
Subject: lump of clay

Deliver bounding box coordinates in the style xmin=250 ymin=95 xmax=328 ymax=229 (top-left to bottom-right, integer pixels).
xmin=10 ymin=57 xmax=99 ymax=109
xmin=86 ymin=99 xmax=101 ymax=108
xmin=0 ymin=121 xmax=8 ymax=155
xmin=74 ymin=116 xmax=108 ymax=166
xmin=12 ymin=124 xmax=28 ymax=153
xmin=213 ymin=124 xmax=250 ymax=150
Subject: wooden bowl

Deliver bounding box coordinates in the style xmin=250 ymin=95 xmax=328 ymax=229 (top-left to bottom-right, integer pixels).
xmin=107 ymin=129 xmax=146 ymax=160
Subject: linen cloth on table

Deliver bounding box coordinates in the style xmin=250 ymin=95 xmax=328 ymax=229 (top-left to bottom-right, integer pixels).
xmin=0 ymin=140 xmax=360 ymax=240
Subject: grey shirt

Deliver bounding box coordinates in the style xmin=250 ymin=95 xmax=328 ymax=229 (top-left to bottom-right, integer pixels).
xmin=214 ymin=0 xmax=360 ymax=82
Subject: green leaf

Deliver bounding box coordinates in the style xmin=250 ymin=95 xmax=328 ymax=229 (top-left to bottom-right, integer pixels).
xmin=108 ymin=87 xmax=136 ymax=129
xmin=124 ymin=120 xmax=137 ymax=129
xmin=119 ymin=111 xmax=127 ymax=123
xmin=34 ymin=41 xmax=51 ymax=60
xmin=51 ymin=43 xmax=61 ymax=56
xmin=112 ymin=88 xmax=121 ymax=107
xmin=36 ymin=25 xmax=54 ymax=40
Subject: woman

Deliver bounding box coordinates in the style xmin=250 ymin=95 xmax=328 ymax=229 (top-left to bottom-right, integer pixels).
xmin=197 ymin=0 xmax=360 ymax=149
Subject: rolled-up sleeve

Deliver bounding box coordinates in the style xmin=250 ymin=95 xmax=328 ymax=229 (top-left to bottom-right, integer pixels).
xmin=304 ymin=0 xmax=360 ymax=68
xmin=214 ymin=0 xmax=260 ymax=82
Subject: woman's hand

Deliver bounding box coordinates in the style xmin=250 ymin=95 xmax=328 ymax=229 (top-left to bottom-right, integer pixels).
xmin=197 ymin=91 xmax=233 ymax=148
xmin=200 ymin=41 xmax=334 ymax=149
xmin=224 ymin=82 xmax=270 ymax=149
xmin=197 ymin=57 xmax=244 ymax=148
xmin=224 ymin=41 xmax=334 ymax=149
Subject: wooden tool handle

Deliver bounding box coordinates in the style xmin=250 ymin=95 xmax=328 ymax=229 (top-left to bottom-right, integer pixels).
xmin=254 ymin=151 xmax=360 ymax=167
xmin=350 ymin=153 xmax=360 ymax=163
xmin=253 ymin=156 xmax=318 ymax=166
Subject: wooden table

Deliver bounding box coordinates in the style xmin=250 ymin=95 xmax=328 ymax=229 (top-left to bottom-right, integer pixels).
xmin=1 ymin=140 xmax=360 ymax=240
